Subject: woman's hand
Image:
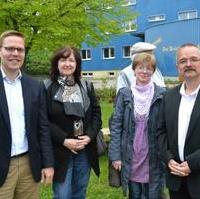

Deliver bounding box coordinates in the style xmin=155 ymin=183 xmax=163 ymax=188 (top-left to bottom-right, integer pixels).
xmin=63 ymin=137 xmax=90 ymax=154
xmin=112 ymin=160 xmax=122 ymax=171
xmin=63 ymin=138 xmax=82 ymax=154
xmin=77 ymin=135 xmax=91 ymax=146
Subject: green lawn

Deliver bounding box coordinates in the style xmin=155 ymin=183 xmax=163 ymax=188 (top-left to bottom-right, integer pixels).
xmin=100 ymin=101 xmax=114 ymax=128
xmin=40 ymin=155 xmax=125 ymax=199
xmin=87 ymin=155 xmax=125 ymax=199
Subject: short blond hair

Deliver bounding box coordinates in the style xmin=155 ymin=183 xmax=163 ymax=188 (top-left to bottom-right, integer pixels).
xmin=132 ymin=53 xmax=156 ymax=72
xmin=0 ymin=30 xmax=25 ymax=47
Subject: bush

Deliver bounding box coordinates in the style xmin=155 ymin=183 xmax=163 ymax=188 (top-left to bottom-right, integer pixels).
xmin=96 ymin=87 xmax=116 ymax=103
xmin=25 ymin=50 xmax=51 ymax=75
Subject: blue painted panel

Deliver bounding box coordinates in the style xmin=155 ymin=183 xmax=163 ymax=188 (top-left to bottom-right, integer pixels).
xmin=146 ymin=18 xmax=200 ymax=76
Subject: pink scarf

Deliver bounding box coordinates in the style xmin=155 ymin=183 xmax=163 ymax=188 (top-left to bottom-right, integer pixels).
xmin=131 ymin=81 xmax=154 ymax=116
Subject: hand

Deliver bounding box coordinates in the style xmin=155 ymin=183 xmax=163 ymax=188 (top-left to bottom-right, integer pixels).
xmin=168 ymin=159 xmax=190 ymax=177
xmin=77 ymin=135 xmax=91 ymax=146
xmin=180 ymin=161 xmax=191 ymax=175
xmin=41 ymin=167 xmax=54 ymax=185
xmin=112 ymin=160 xmax=122 ymax=171
xmin=63 ymin=138 xmax=87 ymax=154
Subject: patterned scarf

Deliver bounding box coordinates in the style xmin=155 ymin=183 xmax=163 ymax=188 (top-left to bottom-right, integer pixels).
xmin=131 ymin=81 xmax=154 ymax=116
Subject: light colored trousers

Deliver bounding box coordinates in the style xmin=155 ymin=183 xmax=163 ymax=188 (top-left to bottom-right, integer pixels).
xmin=0 ymin=155 xmax=39 ymax=199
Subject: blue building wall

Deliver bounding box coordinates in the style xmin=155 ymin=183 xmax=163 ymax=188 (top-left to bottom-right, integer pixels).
xmin=81 ymin=0 xmax=200 ymax=76
xmin=146 ymin=18 xmax=200 ymax=76
xmin=82 ymin=34 xmax=141 ymax=71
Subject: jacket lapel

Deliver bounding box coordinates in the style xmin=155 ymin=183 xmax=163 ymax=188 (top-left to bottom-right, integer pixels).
xmin=171 ymin=86 xmax=182 ymax=149
xmin=186 ymin=90 xmax=200 ymax=140
xmin=0 ymin=71 xmax=11 ymax=132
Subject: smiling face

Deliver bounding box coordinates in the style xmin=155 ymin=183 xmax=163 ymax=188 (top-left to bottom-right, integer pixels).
xmin=0 ymin=35 xmax=25 ymax=76
xmin=132 ymin=53 xmax=156 ymax=85
xmin=177 ymin=46 xmax=200 ymax=81
xmin=58 ymin=52 xmax=77 ymax=77
xmin=134 ymin=63 xmax=154 ymax=85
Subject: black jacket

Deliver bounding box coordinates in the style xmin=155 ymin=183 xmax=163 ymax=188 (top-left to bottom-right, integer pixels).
xmin=157 ymin=84 xmax=200 ymax=198
xmin=0 ymin=72 xmax=54 ymax=186
xmin=46 ymin=80 xmax=102 ymax=182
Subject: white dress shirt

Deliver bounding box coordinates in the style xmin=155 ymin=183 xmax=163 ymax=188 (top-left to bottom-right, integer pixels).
xmin=178 ymin=83 xmax=200 ymax=161
xmin=1 ymin=67 xmax=28 ymax=157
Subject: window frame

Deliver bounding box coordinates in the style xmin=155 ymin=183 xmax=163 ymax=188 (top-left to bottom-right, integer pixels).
xmin=81 ymin=49 xmax=91 ymax=60
xmin=148 ymin=14 xmax=166 ymax=22
xmin=102 ymin=47 xmax=115 ymax=59
xmin=178 ymin=9 xmax=198 ymax=20
xmin=124 ymin=19 xmax=137 ymax=32
xmin=122 ymin=46 xmax=131 ymax=58
xmin=123 ymin=0 xmax=136 ymax=6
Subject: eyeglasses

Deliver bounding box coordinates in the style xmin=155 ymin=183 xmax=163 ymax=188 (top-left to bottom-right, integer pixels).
xmin=1 ymin=46 xmax=25 ymax=54
xmin=136 ymin=65 xmax=154 ymax=74
xmin=178 ymin=57 xmax=200 ymax=65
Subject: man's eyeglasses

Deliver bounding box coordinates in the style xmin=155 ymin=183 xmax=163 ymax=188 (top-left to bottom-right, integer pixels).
xmin=178 ymin=57 xmax=200 ymax=65
xmin=1 ymin=46 xmax=25 ymax=54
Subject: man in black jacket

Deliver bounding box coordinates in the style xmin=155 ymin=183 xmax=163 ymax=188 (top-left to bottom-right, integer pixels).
xmin=157 ymin=43 xmax=200 ymax=199
xmin=0 ymin=30 xmax=54 ymax=199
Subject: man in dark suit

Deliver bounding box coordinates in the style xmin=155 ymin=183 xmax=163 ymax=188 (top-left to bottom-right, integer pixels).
xmin=157 ymin=43 xmax=200 ymax=199
xmin=0 ymin=30 xmax=54 ymax=199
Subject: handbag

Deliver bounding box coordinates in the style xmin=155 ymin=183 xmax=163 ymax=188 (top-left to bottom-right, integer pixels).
xmin=108 ymin=160 xmax=121 ymax=187
xmin=96 ymin=130 xmax=107 ymax=156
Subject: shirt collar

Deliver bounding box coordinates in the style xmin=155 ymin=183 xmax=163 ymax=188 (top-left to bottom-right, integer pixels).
xmin=1 ymin=66 xmax=22 ymax=83
xmin=180 ymin=82 xmax=200 ymax=97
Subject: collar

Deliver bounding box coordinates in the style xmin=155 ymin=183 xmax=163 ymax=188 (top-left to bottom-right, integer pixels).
xmin=1 ymin=66 xmax=22 ymax=83
xmin=180 ymin=82 xmax=200 ymax=97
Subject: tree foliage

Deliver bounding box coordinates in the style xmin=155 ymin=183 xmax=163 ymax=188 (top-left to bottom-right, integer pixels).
xmin=0 ymin=0 xmax=136 ymax=74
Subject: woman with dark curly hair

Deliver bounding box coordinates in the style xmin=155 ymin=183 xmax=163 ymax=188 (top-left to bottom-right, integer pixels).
xmin=45 ymin=46 xmax=102 ymax=199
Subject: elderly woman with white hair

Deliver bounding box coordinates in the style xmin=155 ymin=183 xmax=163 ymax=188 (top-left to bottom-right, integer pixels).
xmin=116 ymin=42 xmax=165 ymax=92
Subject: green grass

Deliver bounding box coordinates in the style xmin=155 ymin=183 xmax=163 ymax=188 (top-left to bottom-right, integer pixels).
xmin=101 ymin=102 xmax=113 ymax=128
xmin=87 ymin=155 xmax=125 ymax=199
xmin=40 ymin=155 xmax=125 ymax=199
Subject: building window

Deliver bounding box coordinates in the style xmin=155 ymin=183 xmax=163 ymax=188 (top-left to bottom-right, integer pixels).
xmin=102 ymin=47 xmax=115 ymax=59
xmin=148 ymin=14 xmax=166 ymax=22
xmin=81 ymin=49 xmax=91 ymax=60
xmin=178 ymin=10 xmax=197 ymax=20
xmin=124 ymin=19 xmax=137 ymax=32
xmin=108 ymin=72 xmax=115 ymax=77
xmin=82 ymin=72 xmax=93 ymax=77
xmin=123 ymin=0 xmax=136 ymax=6
xmin=123 ymin=46 xmax=131 ymax=57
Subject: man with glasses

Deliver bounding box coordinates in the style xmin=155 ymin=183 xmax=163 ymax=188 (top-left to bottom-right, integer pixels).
xmin=157 ymin=43 xmax=200 ymax=199
xmin=0 ymin=30 xmax=54 ymax=199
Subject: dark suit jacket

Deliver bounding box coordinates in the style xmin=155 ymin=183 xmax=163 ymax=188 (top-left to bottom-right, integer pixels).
xmin=46 ymin=80 xmax=102 ymax=182
xmin=0 ymin=71 xmax=54 ymax=187
xmin=157 ymin=84 xmax=200 ymax=198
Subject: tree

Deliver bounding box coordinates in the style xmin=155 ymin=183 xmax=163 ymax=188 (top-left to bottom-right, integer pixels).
xmin=0 ymin=0 xmax=136 ymax=74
